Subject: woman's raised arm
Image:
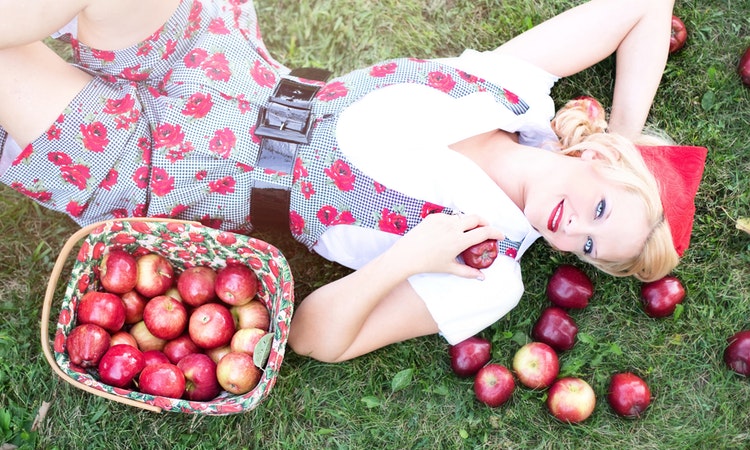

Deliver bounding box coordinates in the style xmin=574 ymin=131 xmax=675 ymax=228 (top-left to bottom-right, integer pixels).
xmin=0 ymin=0 xmax=89 ymax=49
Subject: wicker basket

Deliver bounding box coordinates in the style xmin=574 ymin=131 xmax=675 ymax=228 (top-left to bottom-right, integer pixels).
xmin=41 ymin=218 xmax=295 ymax=414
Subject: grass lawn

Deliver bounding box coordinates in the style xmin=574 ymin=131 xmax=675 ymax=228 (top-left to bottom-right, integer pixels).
xmin=3 ymin=0 xmax=750 ymax=448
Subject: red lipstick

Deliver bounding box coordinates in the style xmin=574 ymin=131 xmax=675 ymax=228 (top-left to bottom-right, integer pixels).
xmin=548 ymin=200 xmax=563 ymax=232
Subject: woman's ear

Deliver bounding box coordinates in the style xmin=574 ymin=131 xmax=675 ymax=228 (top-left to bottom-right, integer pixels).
xmin=579 ymin=148 xmax=605 ymax=161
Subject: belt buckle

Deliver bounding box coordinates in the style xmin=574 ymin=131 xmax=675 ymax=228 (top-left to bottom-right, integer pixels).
xmin=255 ymin=79 xmax=320 ymax=145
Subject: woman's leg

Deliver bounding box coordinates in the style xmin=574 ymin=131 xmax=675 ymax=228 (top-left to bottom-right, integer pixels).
xmin=495 ymin=0 xmax=675 ymax=139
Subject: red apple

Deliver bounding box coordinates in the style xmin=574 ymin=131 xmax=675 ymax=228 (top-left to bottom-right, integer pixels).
xmin=669 ymin=15 xmax=687 ymax=54
xmin=177 ymin=353 xmax=221 ymax=401
xmin=97 ymin=344 xmax=145 ymax=388
xmin=77 ymin=291 xmax=126 ymax=333
xmin=231 ymin=300 xmax=271 ymax=331
xmin=163 ymin=334 xmax=200 ymax=364
xmin=547 ymin=377 xmax=596 ymax=423
xmin=460 ymin=239 xmax=499 ymax=269
xmin=724 ymin=330 xmax=750 ymax=376
xmin=607 ymin=372 xmax=652 ymax=418
xmin=142 ymin=349 xmax=171 ymax=367
xmin=110 ymin=330 xmax=138 ymax=349
xmin=66 ymin=323 xmax=111 ymax=368
xmin=512 ymin=342 xmax=559 ymax=389
xmin=205 ymin=345 xmax=232 ymax=364
xmin=177 ymin=266 xmax=218 ymax=307
xmin=214 ymin=264 xmax=258 ymax=306
xmin=189 ymin=303 xmax=236 ymax=349
xmin=129 ymin=320 xmax=167 ymax=352
xmin=532 ymin=306 xmax=579 ymax=352
xmin=546 ymin=264 xmax=594 ymax=309
xmin=230 ymin=327 xmax=268 ymax=356
xmin=143 ymin=295 xmax=188 ymax=340
xmin=135 ymin=253 xmax=174 ymax=298
xmin=138 ymin=362 xmax=186 ymax=399
xmin=738 ymin=47 xmax=750 ymax=87
xmin=448 ymin=336 xmax=492 ymax=378
xmin=216 ymin=351 xmax=261 ymax=395
xmin=473 ymin=363 xmax=515 ymax=407
xmin=121 ymin=290 xmax=148 ymax=325
xmin=99 ymin=248 xmax=138 ymax=294
xmin=641 ymin=276 xmax=685 ymax=318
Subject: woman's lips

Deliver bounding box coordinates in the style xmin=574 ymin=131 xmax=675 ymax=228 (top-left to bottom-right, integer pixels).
xmin=548 ymin=200 xmax=563 ymax=232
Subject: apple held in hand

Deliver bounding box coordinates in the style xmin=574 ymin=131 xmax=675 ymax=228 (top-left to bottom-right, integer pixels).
xmin=177 ymin=266 xmax=217 ymax=307
xmin=77 ymin=291 xmax=127 ymax=333
xmin=546 ymin=377 xmax=596 ymax=423
xmin=669 ymin=15 xmax=687 ymax=54
xmin=724 ymin=330 xmax=750 ymax=376
xmin=216 ymin=351 xmax=262 ymax=395
xmin=739 ymin=47 xmax=750 ymax=87
xmin=607 ymin=372 xmax=651 ymax=418
xmin=99 ymin=248 xmax=138 ymax=294
xmin=532 ymin=307 xmax=579 ymax=352
xmin=97 ymin=344 xmax=145 ymax=388
xmin=215 ymin=264 xmax=258 ymax=306
xmin=66 ymin=323 xmax=111 ymax=368
xmin=178 ymin=353 xmax=221 ymax=401
xmin=641 ymin=276 xmax=685 ymax=318
xmin=512 ymin=342 xmax=559 ymax=389
xmin=138 ymin=362 xmax=186 ymax=399
xmin=546 ymin=265 xmax=593 ymax=309
xmin=189 ymin=303 xmax=236 ymax=349
xmin=143 ymin=295 xmax=188 ymax=340
xmin=135 ymin=253 xmax=174 ymax=298
xmin=473 ymin=363 xmax=515 ymax=407
xmin=460 ymin=239 xmax=499 ymax=269
xmin=449 ymin=336 xmax=492 ymax=378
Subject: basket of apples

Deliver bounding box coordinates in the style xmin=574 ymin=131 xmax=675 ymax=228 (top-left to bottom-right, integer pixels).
xmin=40 ymin=218 xmax=294 ymax=415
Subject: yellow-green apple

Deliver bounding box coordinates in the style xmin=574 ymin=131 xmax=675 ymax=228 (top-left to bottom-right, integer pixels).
xmin=129 ymin=320 xmax=167 ymax=352
xmin=512 ymin=342 xmax=559 ymax=389
xmin=546 ymin=377 xmax=596 ymax=423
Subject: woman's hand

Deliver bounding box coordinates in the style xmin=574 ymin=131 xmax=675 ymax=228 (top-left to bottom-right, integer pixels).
xmin=387 ymin=213 xmax=505 ymax=280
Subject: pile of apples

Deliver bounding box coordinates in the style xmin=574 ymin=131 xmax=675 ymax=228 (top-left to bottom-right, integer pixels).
xmin=64 ymin=247 xmax=272 ymax=402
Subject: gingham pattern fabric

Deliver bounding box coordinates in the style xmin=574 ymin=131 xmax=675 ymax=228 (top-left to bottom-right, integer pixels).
xmin=0 ymin=0 xmax=526 ymax=256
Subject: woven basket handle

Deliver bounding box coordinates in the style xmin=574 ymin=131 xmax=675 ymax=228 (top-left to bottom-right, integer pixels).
xmin=41 ymin=218 xmax=198 ymax=413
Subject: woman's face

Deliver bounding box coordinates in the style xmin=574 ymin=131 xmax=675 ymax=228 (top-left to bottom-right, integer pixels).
xmin=524 ymin=156 xmax=651 ymax=263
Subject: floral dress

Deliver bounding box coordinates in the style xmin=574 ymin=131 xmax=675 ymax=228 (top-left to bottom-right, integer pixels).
xmin=0 ymin=0 xmax=529 ymax=254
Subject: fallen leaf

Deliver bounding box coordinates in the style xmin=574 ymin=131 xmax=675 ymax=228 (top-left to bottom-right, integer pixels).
xmin=737 ymin=217 xmax=750 ymax=234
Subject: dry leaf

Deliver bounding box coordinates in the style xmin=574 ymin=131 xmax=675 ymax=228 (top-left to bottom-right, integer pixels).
xmin=737 ymin=217 xmax=750 ymax=234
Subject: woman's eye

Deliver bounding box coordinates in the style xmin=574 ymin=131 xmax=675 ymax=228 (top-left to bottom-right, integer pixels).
xmin=583 ymin=237 xmax=593 ymax=255
xmin=595 ymin=200 xmax=606 ymax=219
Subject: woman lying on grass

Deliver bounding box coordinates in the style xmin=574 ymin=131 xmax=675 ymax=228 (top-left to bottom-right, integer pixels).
xmin=0 ymin=0 xmax=705 ymax=362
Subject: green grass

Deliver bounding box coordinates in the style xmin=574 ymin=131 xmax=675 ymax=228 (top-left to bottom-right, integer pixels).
xmin=3 ymin=0 xmax=750 ymax=448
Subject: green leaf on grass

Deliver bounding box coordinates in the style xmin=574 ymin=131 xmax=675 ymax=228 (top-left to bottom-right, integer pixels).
xmin=361 ymin=396 xmax=381 ymax=408
xmin=701 ymin=91 xmax=716 ymax=111
xmin=391 ymin=368 xmax=413 ymax=392
xmin=459 ymin=429 xmax=469 ymax=439
xmin=673 ymin=303 xmax=684 ymax=321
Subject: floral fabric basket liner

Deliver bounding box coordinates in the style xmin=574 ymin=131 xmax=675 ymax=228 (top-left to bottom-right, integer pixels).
xmin=41 ymin=218 xmax=295 ymax=415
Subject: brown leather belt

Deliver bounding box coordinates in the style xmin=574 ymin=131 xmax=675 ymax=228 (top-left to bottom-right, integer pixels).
xmin=250 ymin=68 xmax=331 ymax=233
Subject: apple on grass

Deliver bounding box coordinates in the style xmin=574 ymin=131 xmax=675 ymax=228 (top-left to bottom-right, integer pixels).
xmin=129 ymin=320 xmax=167 ymax=352
xmin=547 ymin=377 xmax=596 ymax=424
xmin=230 ymin=327 xmax=268 ymax=357
xmin=607 ymin=372 xmax=651 ymax=418
xmin=460 ymin=239 xmax=499 ymax=269
xmin=739 ymin=47 xmax=750 ymax=87
xmin=177 ymin=266 xmax=218 ymax=307
xmin=215 ymin=264 xmax=258 ymax=306
xmin=669 ymin=15 xmax=687 ymax=54
xmin=532 ymin=306 xmax=579 ymax=352
xmin=473 ymin=363 xmax=515 ymax=407
xmin=142 ymin=295 xmax=188 ymax=340
xmin=546 ymin=264 xmax=594 ymax=309
xmin=178 ymin=353 xmax=220 ymax=401
xmin=66 ymin=323 xmax=111 ymax=368
xmin=189 ymin=303 xmax=236 ymax=349
xmin=138 ymin=362 xmax=186 ymax=399
xmin=641 ymin=276 xmax=685 ymax=318
xmin=216 ymin=351 xmax=262 ymax=395
xmin=724 ymin=330 xmax=750 ymax=376
xmin=448 ymin=336 xmax=492 ymax=378
xmin=135 ymin=253 xmax=174 ymax=298
xmin=163 ymin=334 xmax=201 ymax=364
xmin=231 ymin=300 xmax=271 ymax=331
xmin=99 ymin=248 xmax=138 ymax=294
xmin=77 ymin=291 xmax=127 ymax=333
xmin=512 ymin=342 xmax=559 ymax=389
xmin=97 ymin=344 xmax=145 ymax=388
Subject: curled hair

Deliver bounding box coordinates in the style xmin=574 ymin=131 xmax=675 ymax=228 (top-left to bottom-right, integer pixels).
xmin=549 ymin=98 xmax=679 ymax=282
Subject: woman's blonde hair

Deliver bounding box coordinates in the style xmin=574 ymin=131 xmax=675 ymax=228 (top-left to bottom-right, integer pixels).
xmin=549 ymin=98 xmax=679 ymax=282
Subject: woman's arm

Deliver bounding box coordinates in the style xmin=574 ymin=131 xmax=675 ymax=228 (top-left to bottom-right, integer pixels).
xmin=288 ymin=213 xmax=505 ymax=362
xmin=494 ymin=0 xmax=675 ymax=139
xmin=0 ymin=0 xmax=89 ymax=49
